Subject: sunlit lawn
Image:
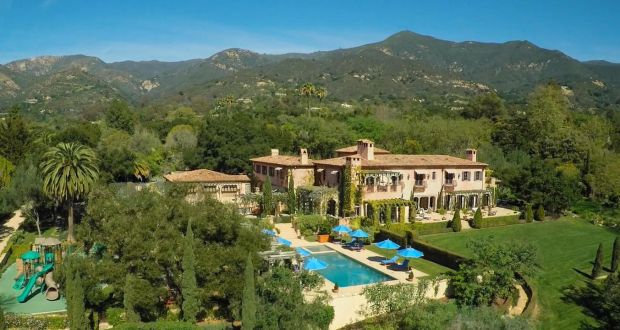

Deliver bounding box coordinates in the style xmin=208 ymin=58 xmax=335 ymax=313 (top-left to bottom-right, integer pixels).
xmin=365 ymin=244 xmax=452 ymax=278
xmin=421 ymin=218 xmax=619 ymax=329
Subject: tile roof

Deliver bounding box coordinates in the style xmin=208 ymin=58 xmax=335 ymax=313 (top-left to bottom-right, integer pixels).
xmin=164 ymin=169 xmax=250 ymax=183
xmin=250 ymin=155 xmax=314 ymax=166
xmin=335 ymin=145 xmax=391 ymax=154
xmin=313 ymin=154 xmax=487 ymax=168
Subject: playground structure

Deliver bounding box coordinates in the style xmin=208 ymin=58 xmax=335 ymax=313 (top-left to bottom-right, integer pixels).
xmin=13 ymin=237 xmax=62 ymax=303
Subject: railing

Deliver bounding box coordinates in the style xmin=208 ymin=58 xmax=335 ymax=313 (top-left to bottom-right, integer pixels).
xmin=443 ymin=180 xmax=457 ymax=191
xmin=414 ymin=180 xmax=427 ymax=192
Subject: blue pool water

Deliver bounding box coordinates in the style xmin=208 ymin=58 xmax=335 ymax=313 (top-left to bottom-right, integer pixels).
xmin=312 ymin=251 xmax=395 ymax=287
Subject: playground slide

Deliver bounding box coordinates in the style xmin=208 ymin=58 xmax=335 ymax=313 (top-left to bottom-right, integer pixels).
xmin=44 ymin=272 xmax=59 ymax=301
xmin=17 ymin=263 xmax=54 ymax=303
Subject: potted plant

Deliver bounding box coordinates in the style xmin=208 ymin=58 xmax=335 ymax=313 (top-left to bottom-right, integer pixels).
xmin=332 ymin=283 xmax=339 ymax=293
xmin=407 ymin=270 xmax=415 ymax=282
xmin=316 ymin=222 xmax=330 ymax=243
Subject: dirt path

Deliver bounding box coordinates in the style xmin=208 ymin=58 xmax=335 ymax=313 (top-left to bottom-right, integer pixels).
xmin=0 ymin=210 xmax=26 ymax=254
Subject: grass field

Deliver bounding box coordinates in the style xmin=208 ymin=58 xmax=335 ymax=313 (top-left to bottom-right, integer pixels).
xmin=365 ymin=244 xmax=452 ymax=278
xmin=421 ymin=218 xmax=619 ymax=329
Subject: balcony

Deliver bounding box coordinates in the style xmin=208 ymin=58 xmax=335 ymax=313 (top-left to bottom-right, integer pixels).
xmin=443 ymin=180 xmax=458 ymax=192
xmin=414 ymin=180 xmax=427 ymax=192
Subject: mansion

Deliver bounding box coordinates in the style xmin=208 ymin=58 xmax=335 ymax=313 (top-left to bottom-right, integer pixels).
xmin=251 ymin=139 xmax=496 ymax=219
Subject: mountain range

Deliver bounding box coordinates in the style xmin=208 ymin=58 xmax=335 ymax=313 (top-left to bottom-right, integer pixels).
xmin=1 ymin=31 xmax=619 ymax=114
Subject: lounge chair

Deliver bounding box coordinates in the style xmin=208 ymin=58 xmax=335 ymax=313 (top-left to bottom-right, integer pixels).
xmin=380 ymin=256 xmax=399 ymax=265
xmin=391 ymin=259 xmax=410 ymax=271
xmin=349 ymin=242 xmax=363 ymax=251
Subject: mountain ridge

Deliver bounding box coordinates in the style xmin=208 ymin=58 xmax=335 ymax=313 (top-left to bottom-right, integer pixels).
xmin=1 ymin=31 xmax=619 ymax=113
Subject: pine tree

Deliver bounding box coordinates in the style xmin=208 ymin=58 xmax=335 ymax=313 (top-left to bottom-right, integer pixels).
xmin=68 ymin=270 xmax=88 ymax=330
xmin=612 ymin=237 xmax=620 ymax=273
xmin=451 ymin=209 xmax=462 ymax=232
xmin=525 ymin=204 xmax=534 ymax=223
xmin=472 ymin=207 xmax=483 ymax=229
xmin=182 ymin=222 xmax=199 ymax=323
xmin=261 ymin=179 xmax=273 ymax=217
xmin=287 ymin=175 xmax=296 ymax=214
xmin=242 ymin=253 xmax=257 ymax=330
xmin=592 ymin=243 xmax=604 ymax=279
xmin=535 ymin=205 xmax=545 ymax=221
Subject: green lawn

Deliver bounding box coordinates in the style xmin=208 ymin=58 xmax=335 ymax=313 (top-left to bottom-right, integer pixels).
xmin=365 ymin=245 xmax=452 ymax=278
xmin=421 ymin=218 xmax=619 ymax=329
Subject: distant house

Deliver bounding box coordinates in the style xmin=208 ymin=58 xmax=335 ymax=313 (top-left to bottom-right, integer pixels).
xmin=164 ymin=169 xmax=250 ymax=204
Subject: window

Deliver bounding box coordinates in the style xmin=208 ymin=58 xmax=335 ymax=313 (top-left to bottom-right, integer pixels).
xmin=221 ymin=184 xmax=238 ymax=193
xmin=261 ymin=166 xmax=267 ymax=175
xmin=475 ymin=171 xmax=482 ymax=181
xmin=445 ymin=173 xmax=455 ymax=184
xmin=203 ymin=184 xmax=217 ymax=193
xmin=254 ymin=164 xmax=260 ymax=173
xmin=432 ymin=172 xmax=436 ymax=180
xmin=462 ymin=171 xmax=470 ymax=181
xmin=268 ymin=167 xmax=275 ymax=177
xmin=414 ymin=173 xmax=425 ymax=186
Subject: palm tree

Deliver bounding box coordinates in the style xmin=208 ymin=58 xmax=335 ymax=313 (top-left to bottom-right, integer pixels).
xmin=315 ymin=86 xmax=327 ymax=104
xmin=40 ymin=142 xmax=99 ymax=243
xmin=300 ymin=83 xmax=316 ymax=113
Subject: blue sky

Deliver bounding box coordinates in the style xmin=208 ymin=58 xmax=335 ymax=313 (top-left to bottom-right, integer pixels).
xmin=1 ymin=0 xmax=619 ymax=64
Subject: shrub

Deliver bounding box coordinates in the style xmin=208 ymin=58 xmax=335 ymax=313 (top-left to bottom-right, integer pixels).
xmin=612 ymin=237 xmax=620 ymax=273
xmin=451 ymin=209 xmax=462 ymax=232
xmin=410 ymin=222 xmax=452 ymax=235
xmin=5 ymin=314 xmax=50 ymax=330
xmin=471 ymin=208 xmax=482 ymax=229
xmin=106 ymin=307 xmax=125 ymax=326
xmin=592 ymin=243 xmax=604 ymax=279
xmin=535 ymin=205 xmax=545 ymax=221
xmin=525 ymin=204 xmax=533 ymax=223
xmin=114 ymin=321 xmax=200 ymax=330
xmin=476 ymin=215 xmax=521 ymax=228
xmin=409 ymin=240 xmax=466 ymax=270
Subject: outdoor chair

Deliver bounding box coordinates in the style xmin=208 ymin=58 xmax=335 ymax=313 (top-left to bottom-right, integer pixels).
xmin=391 ymin=259 xmax=409 ymax=271
xmin=380 ymin=256 xmax=399 ymax=265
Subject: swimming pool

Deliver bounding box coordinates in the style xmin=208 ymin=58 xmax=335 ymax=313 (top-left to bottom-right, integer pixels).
xmin=304 ymin=245 xmax=333 ymax=253
xmin=310 ymin=251 xmax=395 ymax=287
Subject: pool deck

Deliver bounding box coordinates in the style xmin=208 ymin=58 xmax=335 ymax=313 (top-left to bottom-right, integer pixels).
xmin=275 ymin=223 xmax=448 ymax=329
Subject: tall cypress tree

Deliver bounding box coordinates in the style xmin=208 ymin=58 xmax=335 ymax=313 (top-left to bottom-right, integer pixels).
xmin=451 ymin=209 xmax=462 ymax=232
xmin=182 ymin=222 xmax=199 ymax=323
xmin=242 ymin=253 xmax=257 ymax=330
xmin=261 ymin=179 xmax=273 ymax=217
xmin=592 ymin=243 xmax=604 ymax=279
xmin=0 ymin=305 xmax=5 ymax=330
xmin=612 ymin=237 xmax=620 ymax=273
xmin=68 ymin=271 xmax=87 ymax=330
xmin=525 ymin=204 xmax=534 ymax=223
xmin=535 ymin=205 xmax=545 ymax=221
xmin=472 ymin=207 xmax=483 ymax=228
xmin=287 ymin=175 xmax=296 ymax=214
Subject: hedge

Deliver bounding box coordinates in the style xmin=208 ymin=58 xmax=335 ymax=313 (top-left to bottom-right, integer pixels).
xmin=409 ymin=239 xmax=467 ymax=270
xmin=114 ymin=321 xmax=204 ymax=330
xmin=411 ymin=221 xmax=453 ymax=236
xmin=376 ymin=228 xmax=408 ymax=247
xmin=475 ymin=214 xmax=521 ymax=228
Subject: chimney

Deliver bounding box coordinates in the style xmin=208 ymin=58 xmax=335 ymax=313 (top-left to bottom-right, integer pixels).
xmin=271 ymin=149 xmax=279 ymax=156
xmin=300 ymin=148 xmax=309 ymax=165
xmin=465 ymin=149 xmax=477 ymax=162
xmin=345 ymin=156 xmax=362 ymax=168
xmin=356 ymin=139 xmax=374 ymax=160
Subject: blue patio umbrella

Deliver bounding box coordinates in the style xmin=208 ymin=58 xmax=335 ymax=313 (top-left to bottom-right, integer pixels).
xmin=374 ymin=239 xmax=400 ymax=250
xmin=295 ymin=247 xmax=311 ymax=258
xmin=332 ymin=224 xmax=352 ymax=234
xmin=276 ymin=237 xmax=292 ymax=247
xmin=261 ymin=228 xmax=276 ymax=236
xmin=303 ymin=257 xmax=328 ymax=271
xmin=349 ymin=229 xmax=369 ymax=238
xmin=397 ymin=247 xmax=424 ymax=259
